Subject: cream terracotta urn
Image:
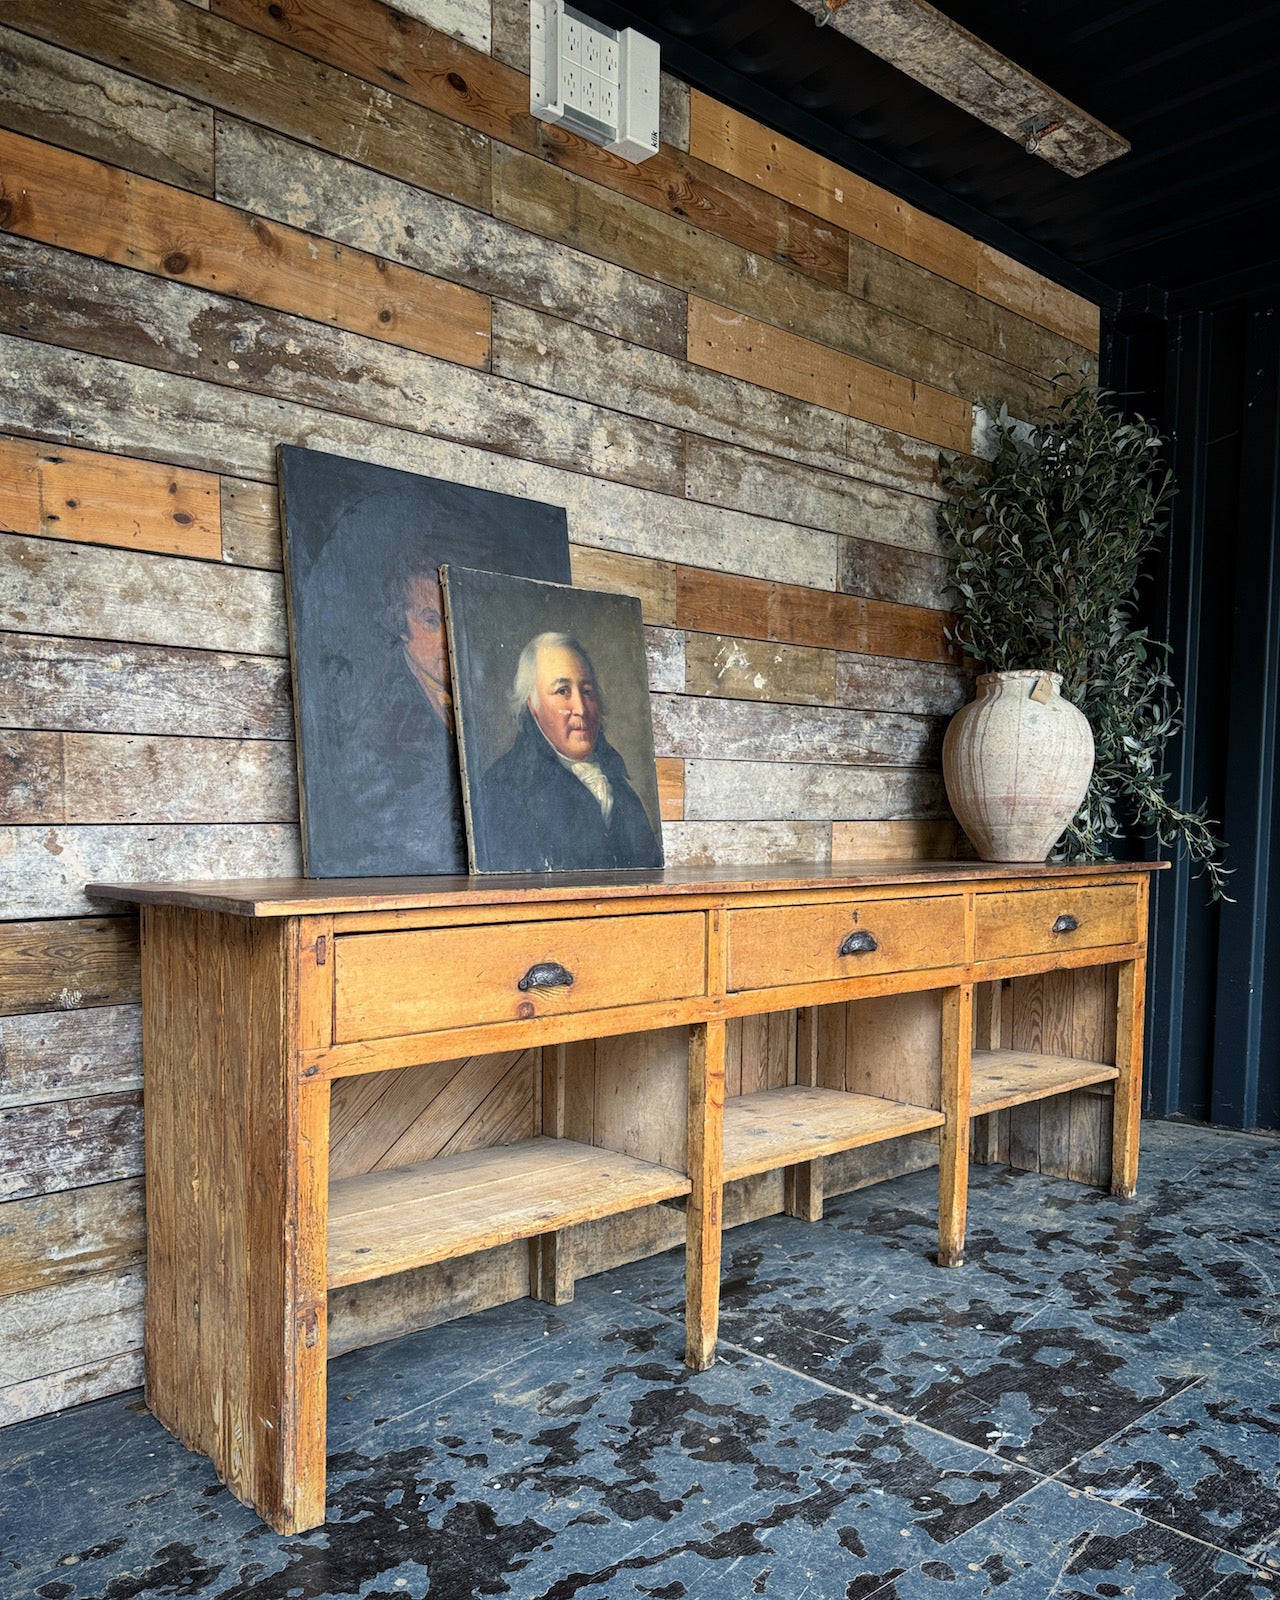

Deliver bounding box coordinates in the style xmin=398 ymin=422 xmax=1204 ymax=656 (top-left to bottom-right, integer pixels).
xmin=943 ymin=669 xmax=1095 ymax=862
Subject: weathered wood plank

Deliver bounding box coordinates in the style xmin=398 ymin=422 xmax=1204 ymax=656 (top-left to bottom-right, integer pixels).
xmin=651 ymin=694 xmax=943 ymax=767
xmin=391 ymin=0 xmax=489 ymax=53
xmin=0 ymin=237 xmax=683 ymax=498
xmin=569 ymin=547 xmax=677 ymax=627
xmin=0 ymin=1347 xmax=144 ymax=1427
xmin=840 ymin=534 xmax=952 ymax=609
xmin=214 ymin=0 xmax=849 ymax=290
xmin=0 ymin=631 xmax=292 ymax=738
xmin=684 ymin=633 xmax=837 ymax=707
xmin=837 ymin=653 xmax=971 ymax=716
xmin=661 ymin=74 xmax=691 ymax=154
xmin=684 ymin=433 xmax=943 ymax=551
xmin=0 ymin=532 xmax=286 ymax=656
xmin=214 ymin=116 xmax=687 ymax=358
xmin=220 ymin=477 xmax=280 ymax=570
xmin=492 ymin=300 xmax=945 ymax=501
xmin=0 ymin=435 xmax=221 ymax=559
xmin=0 ymin=127 xmax=492 ymax=369
xmin=832 ymin=819 xmax=963 ymax=860
xmin=688 ymin=299 xmax=971 ymax=452
xmin=675 ymin=566 xmax=958 ymax=665
xmin=688 ymin=91 xmax=1100 ymax=350
xmin=644 ymin=627 xmax=685 ymax=694
xmin=682 ymin=760 xmax=946 ymax=821
xmin=0 ymin=1091 xmax=144 ymax=1200
xmin=656 ymin=758 xmax=684 ymax=822
xmin=0 ymin=336 xmax=837 ymax=591
xmin=0 ymin=1267 xmax=144 ymax=1395
xmin=661 ymin=820 xmax=831 ymax=866
xmin=490 ymin=0 xmax=528 ymax=70
xmin=0 ymin=1005 xmax=141 ymax=1108
xmin=1 ymin=823 xmax=300 ymax=920
xmin=2 ymin=0 xmax=492 ymax=210
xmin=0 ymin=1177 xmax=145 ymax=1296
xmin=846 ymin=233 xmax=1094 ymax=383
xmin=0 ymin=25 xmax=214 ymax=194
xmin=491 ymin=144 xmax=1056 ymax=415
xmin=0 ymin=730 xmax=296 ymax=824
xmin=0 ymin=916 xmax=139 ymax=1016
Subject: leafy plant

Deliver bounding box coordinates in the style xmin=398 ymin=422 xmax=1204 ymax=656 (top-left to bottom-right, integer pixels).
xmin=938 ymin=379 xmax=1228 ymax=897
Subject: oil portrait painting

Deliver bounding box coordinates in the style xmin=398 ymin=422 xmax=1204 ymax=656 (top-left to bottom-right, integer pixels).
xmin=443 ymin=567 xmax=665 ymax=874
xmin=279 ymin=447 xmax=571 ymax=876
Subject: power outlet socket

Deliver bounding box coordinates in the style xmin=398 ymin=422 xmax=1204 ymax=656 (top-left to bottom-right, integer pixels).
xmin=530 ymin=0 xmax=660 ymax=163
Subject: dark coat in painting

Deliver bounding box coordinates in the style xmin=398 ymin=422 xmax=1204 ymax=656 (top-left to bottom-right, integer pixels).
xmin=477 ymin=710 xmax=662 ymax=872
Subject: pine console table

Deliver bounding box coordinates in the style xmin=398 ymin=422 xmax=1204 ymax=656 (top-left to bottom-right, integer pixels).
xmin=92 ymin=859 xmax=1161 ymax=1533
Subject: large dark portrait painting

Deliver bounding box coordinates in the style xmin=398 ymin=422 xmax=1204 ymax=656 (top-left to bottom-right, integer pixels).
xmin=279 ymin=447 xmax=571 ymax=876
xmin=443 ymin=566 xmax=664 ymax=874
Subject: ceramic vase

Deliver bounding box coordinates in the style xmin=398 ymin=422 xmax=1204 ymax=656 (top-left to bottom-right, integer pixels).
xmin=942 ymin=669 xmax=1094 ymax=862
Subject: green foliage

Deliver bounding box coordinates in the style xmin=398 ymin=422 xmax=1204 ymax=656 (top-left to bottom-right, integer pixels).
xmin=939 ymin=380 xmax=1228 ymax=897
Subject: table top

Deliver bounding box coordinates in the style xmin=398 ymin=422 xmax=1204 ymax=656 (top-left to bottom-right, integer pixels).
xmin=87 ymin=858 xmax=1165 ymax=918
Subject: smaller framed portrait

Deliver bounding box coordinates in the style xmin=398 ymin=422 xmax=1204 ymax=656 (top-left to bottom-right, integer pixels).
xmin=442 ymin=566 xmax=665 ymax=874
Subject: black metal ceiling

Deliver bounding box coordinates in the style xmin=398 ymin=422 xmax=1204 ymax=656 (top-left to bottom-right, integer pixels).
xmin=589 ymin=0 xmax=1280 ymax=313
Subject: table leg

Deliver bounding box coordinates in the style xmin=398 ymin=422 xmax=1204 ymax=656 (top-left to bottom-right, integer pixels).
xmin=1111 ymin=956 xmax=1146 ymax=1197
xmin=938 ymin=984 xmax=973 ymax=1267
xmin=686 ymin=1017 xmax=725 ymax=1371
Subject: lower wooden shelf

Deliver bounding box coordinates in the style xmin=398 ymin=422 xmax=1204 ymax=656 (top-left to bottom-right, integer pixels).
xmin=723 ymin=1084 xmax=945 ymax=1183
xmin=327 ymin=1135 xmax=691 ymax=1289
xmin=970 ymin=1048 xmax=1119 ymax=1116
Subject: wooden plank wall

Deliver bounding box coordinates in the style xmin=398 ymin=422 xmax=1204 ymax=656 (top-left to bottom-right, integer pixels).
xmin=0 ymin=0 xmax=1099 ymax=1423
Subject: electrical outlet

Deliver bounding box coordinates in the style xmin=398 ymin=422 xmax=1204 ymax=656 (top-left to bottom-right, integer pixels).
xmin=598 ymin=77 xmax=617 ymax=126
xmin=563 ymin=13 xmax=581 ymax=62
xmin=603 ymin=38 xmax=618 ymax=76
xmin=561 ymin=60 xmax=579 ymax=107
xmin=583 ymin=28 xmax=600 ymax=71
xmin=531 ymin=0 xmax=659 ymax=163
xmin=582 ymin=71 xmax=597 ymax=116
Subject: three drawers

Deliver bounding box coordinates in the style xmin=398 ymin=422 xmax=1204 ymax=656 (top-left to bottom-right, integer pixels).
xmin=726 ymin=894 xmax=966 ymax=992
xmin=973 ymin=883 xmax=1142 ymax=964
xmin=335 ymin=911 xmax=706 ymax=1041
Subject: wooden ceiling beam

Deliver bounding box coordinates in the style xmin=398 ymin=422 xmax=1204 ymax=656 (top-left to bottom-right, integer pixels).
xmin=792 ymin=0 xmax=1131 ymax=177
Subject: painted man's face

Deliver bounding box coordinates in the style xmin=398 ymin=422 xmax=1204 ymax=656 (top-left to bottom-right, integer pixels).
xmin=401 ymin=573 xmax=445 ymax=683
xmin=529 ymin=644 xmax=601 ymax=760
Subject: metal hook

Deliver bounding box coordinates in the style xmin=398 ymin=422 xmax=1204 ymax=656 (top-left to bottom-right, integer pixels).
xmin=815 ymin=0 xmax=848 ymax=26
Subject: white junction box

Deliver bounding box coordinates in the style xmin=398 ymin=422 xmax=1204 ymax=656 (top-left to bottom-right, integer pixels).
xmin=531 ymin=0 xmax=660 ymax=163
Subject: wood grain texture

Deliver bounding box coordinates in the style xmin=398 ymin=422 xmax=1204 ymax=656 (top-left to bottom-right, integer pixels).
xmin=682 ymin=760 xmax=946 ymax=822
xmin=1 ymin=0 xmax=491 ymax=210
xmin=0 ymin=1267 xmax=144 ymax=1407
xmin=1 ymin=730 xmax=296 ymax=823
xmin=687 ymin=299 xmax=971 ymax=452
xmin=0 ymin=916 xmax=139 ymax=1015
xmin=0 ymin=532 xmax=285 ymax=655
xmin=684 ymin=634 xmax=837 ymax=707
xmin=213 ymin=0 xmax=850 ymax=291
xmin=675 ymin=566 xmax=958 ymax=665
xmin=832 ymin=820 xmax=963 ymax=861
xmin=493 ymin=301 xmax=945 ymax=501
xmin=656 ymin=759 xmax=685 ymax=821
xmin=0 ymin=237 xmax=682 ymax=499
xmin=219 ymin=477 xmax=279 ymax=570
xmin=0 ymin=128 xmax=492 ymax=368
xmin=0 ymin=1091 xmax=143 ymax=1201
xmin=0 ymin=24 xmax=214 ymax=194
xmin=0 ymin=334 xmax=839 ymax=593
xmin=569 ymin=547 xmax=677 ymax=627
xmin=688 ymin=91 xmax=1099 ymax=350
xmin=837 ymin=653 xmax=971 ymax=716
xmin=0 ymin=435 xmax=221 ymax=559
xmin=661 ymin=821 xmax=832 ymax=868
xmin=0 ymin=1177 xmax=144 ymax=1297
xmin=2 ymin=823 xmax=301 ymax=920
xmin=490 ymin=144 xmax=1060 ymax=416
xmin=840 ymin=535 xmax=952 ymax=610
xmin=0 ymin=631 xmax=293 ymax=739
xmin=0 ymin=1004 xmax=141 ymax=1107
xmin=214 ymin=116 xmax=687 ymax=358
xmin=651 ymin=694 xmax=943 ymax=768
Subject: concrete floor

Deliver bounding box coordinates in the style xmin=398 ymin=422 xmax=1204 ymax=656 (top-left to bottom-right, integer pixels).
xmin=3 ymin=1120 xmax=1279 ymax=1600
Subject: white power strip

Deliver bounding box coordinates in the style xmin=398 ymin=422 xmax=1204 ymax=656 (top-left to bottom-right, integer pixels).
xmin=530 ymin=0 xmax=660 ymax=164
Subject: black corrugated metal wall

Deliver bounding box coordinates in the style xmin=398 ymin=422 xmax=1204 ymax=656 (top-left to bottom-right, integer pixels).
xmin=1108 ymin=299 xmax=1280 ymax=1131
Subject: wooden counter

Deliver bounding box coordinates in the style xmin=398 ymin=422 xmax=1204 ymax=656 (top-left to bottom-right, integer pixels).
xmin=92 ymin=859 xmax=1160 ymax=1533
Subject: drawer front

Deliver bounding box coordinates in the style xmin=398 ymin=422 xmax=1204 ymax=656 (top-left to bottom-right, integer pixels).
xmin=973 ymin=883 xmax=1142 ymax=964
xmin=726 ymin=895 xmax=965 ymax=992
xmin=334 ymin=911 xmax=706 ymax=1041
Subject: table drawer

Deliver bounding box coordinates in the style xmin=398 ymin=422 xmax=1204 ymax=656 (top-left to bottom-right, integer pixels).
xmin=726 ymin=895 xmax=965 ymax=992
xmin=973 ymin=883 xmax=1141 ymax=964
xmin=334 ymin=912 xmax=706 ymax=1041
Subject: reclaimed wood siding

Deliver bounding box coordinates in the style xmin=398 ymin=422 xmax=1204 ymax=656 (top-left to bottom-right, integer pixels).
xmin=0 ymin=0 xmax=1099 ymax=1424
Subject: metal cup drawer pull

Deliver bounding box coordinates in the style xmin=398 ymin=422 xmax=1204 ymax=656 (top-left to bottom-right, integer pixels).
xmin=838 ymin=929 xmax=879 ymax=957
xmin=1051 ymin=913 xmax=1080 ymax=935
xmin=518 ymin=961 xmax=575 ymax=992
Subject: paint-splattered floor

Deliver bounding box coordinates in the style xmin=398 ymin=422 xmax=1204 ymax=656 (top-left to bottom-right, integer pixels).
xmin=4 ymin=1120 xmax=1279 ymax=1600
